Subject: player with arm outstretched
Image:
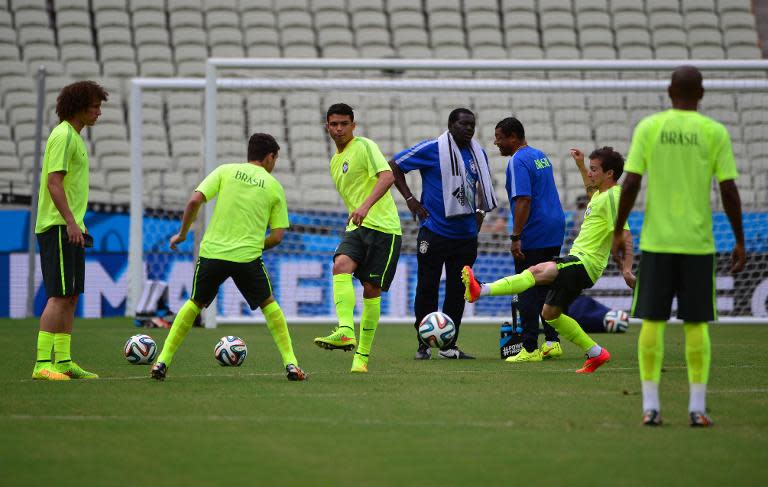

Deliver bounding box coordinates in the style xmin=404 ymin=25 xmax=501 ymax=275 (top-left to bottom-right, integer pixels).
xmin=462 ymin=147 xmax=635 ymax=373
xmin=313 ymin=103 xmax=402 ymax=374
xmin=151 ymin=133 xmax=305 ymax=382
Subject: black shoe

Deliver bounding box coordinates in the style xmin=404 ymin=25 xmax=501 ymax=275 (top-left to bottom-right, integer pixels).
xmin=642 ymin=409 xmax=662 ymax=426
xmin=414 ymin=343 xmax=432 ymax=360
xmin=689 ymin=411 xmax=714 ymax=427
xmin=438 ymin=347 xmax=475 ymax=359
xmin=286 ymin=364 xmax=307 ymax=381
xmin=150 ymin=362 xmax=167 ymax=381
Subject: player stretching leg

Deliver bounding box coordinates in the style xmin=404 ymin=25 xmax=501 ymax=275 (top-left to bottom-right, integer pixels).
xmin=463 ymin=147 xmax=636 ymax=373
xmin=151 ymin=134 xmax=305 ymax=382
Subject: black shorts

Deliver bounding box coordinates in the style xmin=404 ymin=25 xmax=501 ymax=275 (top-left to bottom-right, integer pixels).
xmin=544 ymin=256 xmax=595 ymax=309
xmin=37 ymin=225 xmax=85 ymax=297
xmin=632 ymin=251 xmax=716 ymax=322
xmin=191 ymin=256 xmax=273 ymax=310
xmin=335 ymin=226 xmax=402 ymax=292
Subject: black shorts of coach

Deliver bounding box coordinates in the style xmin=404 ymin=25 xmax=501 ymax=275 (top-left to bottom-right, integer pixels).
xmin=632 ymin=251 xmax=716 ymax=322
xmin=544 ymin=255 xmax=595 ymax=310
xmin=335 ymin=226 xmax=402 ymax=292
xmin=37 ymin=225 xmax=85 ymax=297
xmin=191 ymin=256 xmax=273 ymax=310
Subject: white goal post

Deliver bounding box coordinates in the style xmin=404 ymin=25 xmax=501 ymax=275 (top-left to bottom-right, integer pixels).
xmin=129 ymin=58 xmax=768 ymax=328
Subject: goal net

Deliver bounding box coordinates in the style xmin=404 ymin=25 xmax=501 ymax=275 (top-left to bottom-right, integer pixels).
xmin=129 ymin=59 xmax=768 ymax=327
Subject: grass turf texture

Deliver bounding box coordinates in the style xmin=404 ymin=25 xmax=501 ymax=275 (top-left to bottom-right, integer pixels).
xmin=1 ymin=319 xmax=767 ymax=487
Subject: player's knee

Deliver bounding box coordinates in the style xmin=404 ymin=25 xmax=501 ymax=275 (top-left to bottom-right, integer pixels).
xmin=332 ymin=255 xmax=355 ymax=274
xmin=362 ymin=283 xmax=382 ymax=299
xmin=541 ymin=305 xmax=560 ymax=321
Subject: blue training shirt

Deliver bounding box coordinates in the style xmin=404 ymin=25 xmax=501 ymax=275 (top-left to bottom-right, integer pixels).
xmin=505 ymin=145 xmax=565 ymax=249
xmin=395 ymin=139 xmax=482 ymax=239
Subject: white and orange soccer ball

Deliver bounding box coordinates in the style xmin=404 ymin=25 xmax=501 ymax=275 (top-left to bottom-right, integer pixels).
xmin=124 ymin=334 xmax=158 ymax=364
xmin=604 ymin=310 xmax=629 ymax=333
xmin=214 ymin=336 xmax=248 ymax=366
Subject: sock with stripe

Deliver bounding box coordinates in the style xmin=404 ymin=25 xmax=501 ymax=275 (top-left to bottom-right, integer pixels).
xmin=332 ymin=273 xmax=356 ymax=336
xmin=36 ymin=331 xmax=54 ymax=363
xmin=53 ymin=333 xmax=72 ymax=363
xmin=486 ymin=270 xmax=535 ymax=297
xmin=263 ymin=301 xmax=298 ymax=367
xmin=684 ymin=322 xmax=711 ymax=412
xmin=356 ymin=297 xmax=381 ymax=364
xmin=157 ymin=300 xmax=201 ymax=366
xmin=544 ymin=313 xmax=597 ymax=353
xmin=638 ymin=320 xmax=665 ymax=411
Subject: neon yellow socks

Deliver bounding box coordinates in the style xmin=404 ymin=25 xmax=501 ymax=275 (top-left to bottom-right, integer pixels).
xmin=638 ymin=320 xmax=665 ymax=382
xmin=157 ymin=300 xmax=201 ymax=366
xmin=488 ymin=270 xmax=535 ymax=296
xmin=545 ymin=313 xmax=596 ymax=352
xmin=684 ymin=322 xmax=710 ymax=412
xmin=357 ymin=297 xmax=381 ymax=363
xmin=36 ymin=331 xmax=54 ymax=362
xmin=263 ymin=301 xmax=298 ymax=367
xmin=333 ymin=273 xmax=355 ymax=335
xmin=53 ymin=333 xmax=71 ymax=363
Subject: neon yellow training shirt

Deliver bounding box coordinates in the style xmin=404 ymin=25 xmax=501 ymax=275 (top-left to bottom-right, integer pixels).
xmin=625 ymin=109 xmax=739 ymax=254
xmin=569 ymin=185 xmax=629 ymax=283
xmin=35 ymin=121 xmax=90 ymax=233
xmin=329 ymin=136 xmax=401 ymax=235
xmin=196 ymin=163 xmax=289 ymax=262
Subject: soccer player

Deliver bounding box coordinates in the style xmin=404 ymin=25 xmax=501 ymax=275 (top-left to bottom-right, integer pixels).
xmin=462 ymin=147 xmax=636 ymax=373
xmin=390 ymin=108 xmax=498 ymax=360
xmin=151 ymin=133 xmax=305 ymax=382
xmin=313 ymin=103 xmax=402 ymax=374
xmin=611 ymin=66 xmax=746 ymax=427
xmin=32 ymin=81 xmax=108 ymax=380
xmin=494 ymin=117 xmax=565 ymax=362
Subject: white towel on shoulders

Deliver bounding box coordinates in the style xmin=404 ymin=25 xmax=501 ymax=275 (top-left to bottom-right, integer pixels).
xmin=437 ymin=130 xmax=498 ymax=218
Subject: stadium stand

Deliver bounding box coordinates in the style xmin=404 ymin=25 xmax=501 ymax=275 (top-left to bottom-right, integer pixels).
xmin=0 ymin=0 xmax=765 ymax=211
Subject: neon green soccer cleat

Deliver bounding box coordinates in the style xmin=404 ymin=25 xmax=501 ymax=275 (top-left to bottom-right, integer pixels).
xmin=314 ymin=327 xmax=356 ymax=351
xmin=505 ymin=348 xmax=543 ymax=363
xmin=54 ymin=361 xmax=99 ymax=379
xmin=32 ymin=362 xmax=70 ymax=381
xmin=350 ymin=353 xmax=368 ymax=373
xmin=540 ymin=341 xmax=563 ymax=359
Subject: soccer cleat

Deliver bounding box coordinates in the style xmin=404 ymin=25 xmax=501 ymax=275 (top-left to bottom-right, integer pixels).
xmin=575 ymin=347 xmax=611 ymax=374
xmin=540 ymin=341 xmax=563 ymax=359
xmin=286 ymin=364 xmax=306 ymax=381
xmin=414 ymin=342 xmax=432 ymax=360
xmin=642 ymin=409 xmax=663 ymax=426
xmin=438 ymin=347 xmax=475 ymax=359
xmin=54 ymin=360 xmax=98 ymax=379
xmin=32 ymin=362 xmax=70 ymax=381
xmin=689 ymin=411 xmax=714 ymax=427
xmin=313 ymin=327 xmax=356 ymax=351
xmin=505 ymin=348 xmax=542 ymax=363
xmin=461 ymin=266 xmax=482 ymax=303
xmin=350 ymin=353 xmax=369 ymax=373
xmin=150 ymin=362 xmax=167 ymax=381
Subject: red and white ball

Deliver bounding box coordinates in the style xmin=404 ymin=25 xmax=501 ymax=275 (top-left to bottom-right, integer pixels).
xmin=214 ymin=336 xmax=248 ymax=366
xmin=124 ymin=334 xmax=158 ymax=364
xmin=418 ymin=311 xmax=456 ymax=348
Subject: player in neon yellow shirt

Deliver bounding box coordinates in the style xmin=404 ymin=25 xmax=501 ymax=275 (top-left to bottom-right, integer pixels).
xmin=151 ymin=133 xmax=305 ymax=381
xmin=313 ymin=103 xmax=402 ymax=373
xmin=33 ymin=81 xmax=108 ymax=381
xmin=462 ymin=147 xmax=635 ymax=373
xmin=612 ymin=66 xmax=745 ymax=427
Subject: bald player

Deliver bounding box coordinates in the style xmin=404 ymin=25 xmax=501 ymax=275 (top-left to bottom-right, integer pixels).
xmin=612 ymin=66 xmax=746 ymax=427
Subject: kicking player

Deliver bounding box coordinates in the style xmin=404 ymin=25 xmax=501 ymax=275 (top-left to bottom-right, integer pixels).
xmin=612 ymin=66 xmax=745 ymax=427
xmin=151 ymin=133 xmax=305 ymax=381
xmin=313 ymin=103 xmax=402 ymax=374
xmin=462 ymin=147 xmax=635 ymax=373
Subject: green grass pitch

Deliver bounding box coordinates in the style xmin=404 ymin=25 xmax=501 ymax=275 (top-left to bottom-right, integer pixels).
xmin=1 ymin=318 xmax=767 ymax=486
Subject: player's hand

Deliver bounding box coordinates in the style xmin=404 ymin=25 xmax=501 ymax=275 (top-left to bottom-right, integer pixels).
xmin=510 ymin=240 xmax=524 ymax=261
xmin=730 ymin=242 xmax=746 ymax=274
xmin=569 ymin=148 xmax=585 ymax=165
xmin=407 ymin=198 xmax=429 ymax=222
xmin=623 ymin=270 xmax=637 ymax=289
xmin=66 ymin=220 xmax=84 ymax=247
xmin=348 ymin=206 xmax=369 ymax=227
xmin=611 ymin=231 xmax=625 ymax=267
xmin=169 ymin=233 xmax=186 ymax=250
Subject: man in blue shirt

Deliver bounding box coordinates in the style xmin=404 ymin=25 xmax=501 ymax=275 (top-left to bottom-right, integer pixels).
xmin=495 ymin=117 xmax=565 ymax=362
xmin=390 ymin=108 xmax=496 ymax=360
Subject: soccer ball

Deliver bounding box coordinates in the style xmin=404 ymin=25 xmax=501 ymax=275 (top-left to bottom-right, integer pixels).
xmin=418 ymin=311 xmax=456 ymax=348
xmin=123 ymin=334 xmax=157 ymax=364
xmin=604 ymin=310 xmax=629 ymax=333
xmin=214 ymin=336 xmax=248 ymax=366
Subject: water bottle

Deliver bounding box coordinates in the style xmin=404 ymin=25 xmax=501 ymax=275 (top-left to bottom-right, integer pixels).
xmin=500 ymin=295 xmax=524 ymax=359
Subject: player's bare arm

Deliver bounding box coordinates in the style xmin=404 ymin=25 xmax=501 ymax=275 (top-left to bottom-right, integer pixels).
xmin=264 ymin=228 xmax=286 ymax=250
xmin=47 ymin=171 xmax=83 ymax=247
xmin=612 ymin=172 xmax=642 ymax=267
xmin=570 ymin=148 xmax=598 ymax=197
xmin=348 ymin=169 xmax=395 ymax=227
xmin=510 ymin=196 xmax=531 ymax=261
xmin=719 ymin=179 xmax=746 ymax=273
xmin=170 ymin=191 xmax=206 ymax=250
xmin=388 ymin=159 xmax=428 ymax=222
xmin=621 ymin=229 xmax=636 ymax=288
